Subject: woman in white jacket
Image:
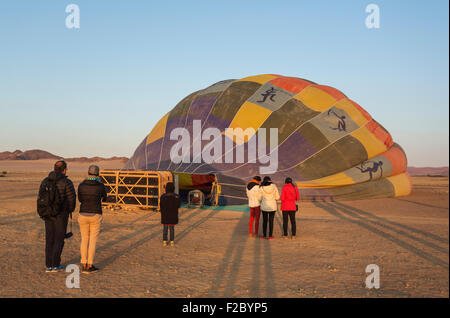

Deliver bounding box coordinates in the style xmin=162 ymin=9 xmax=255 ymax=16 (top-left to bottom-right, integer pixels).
xmin=246 ymin=176 xmax=262 ymax=237
xmin=260 ymin=176 xmax=280 ymax=240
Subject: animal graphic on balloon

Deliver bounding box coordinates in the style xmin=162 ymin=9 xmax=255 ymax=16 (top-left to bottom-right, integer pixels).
xmin=327 ymin=109 xmax=347 ymax=132
xmin=257 ymin=87 xmax=277 ymax=103
xmin=356 ymin=161 xmax=384 ymax=180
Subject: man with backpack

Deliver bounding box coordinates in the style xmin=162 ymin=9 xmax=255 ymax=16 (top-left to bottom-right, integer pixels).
xmin=37 ymin=160 xmax=76 ymax=272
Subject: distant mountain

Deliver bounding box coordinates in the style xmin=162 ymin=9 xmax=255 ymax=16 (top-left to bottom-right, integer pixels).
xmin=0 ymin=149 xmax=128 ymax=162
xmin=65 ymin=156 xmax=128 ymax=163
xmin=0 ymin=149 xmax=61 ymax=160
xmin=407 ymin=166 xmax=449 ymax=176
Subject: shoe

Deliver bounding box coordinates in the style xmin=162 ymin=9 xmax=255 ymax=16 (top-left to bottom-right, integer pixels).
xmin=81 ymin=264 xmax=88 ymax=273
xmin=53 ymin=265 xmax=64 ymax=272
xmin=282 ymin=236 xmax=289 ymax=240
xmin=268 ymin=237 xmax=275 ymax=240
xmin=163 ymin=241 xmax=168 ymax=246
xmin=170 ymin=241 xmax=175 ymax=246
xmin=45 ymin=267 xmax=53 ymax=273
xmin=85 ymin=265 xmax=99 ymax=274
xmin=260 ymin=235 xmax=267 ymax=239
xmin=291 ymin=236 xmax=297 ymax=240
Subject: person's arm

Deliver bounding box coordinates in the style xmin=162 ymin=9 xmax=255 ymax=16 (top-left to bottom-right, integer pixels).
xmin=101 ymin=184 xmax=107 ymax=202
xmin=274 ymin=185 xmax=280 ymax=201
xmin=77 ymin=184 xmax=83 ymax=203
xmin=280 ymin=187 xmax=286 ymax=201
xmin=38 ymin=179 xmax=46 ymax=199
xmin=176 ymin=195 xmax=181 ymax=209
xmin=159 ymin=194 xmax=166 ymax=214
xmin=65 ymin=180 xmax=76 ymax=213
xmin=295 ymin=186 xmax=300 ymax=201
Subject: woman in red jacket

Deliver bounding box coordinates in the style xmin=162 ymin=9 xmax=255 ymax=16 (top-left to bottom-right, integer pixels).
xmin=280 ymin=177 xmax=300 ymax=239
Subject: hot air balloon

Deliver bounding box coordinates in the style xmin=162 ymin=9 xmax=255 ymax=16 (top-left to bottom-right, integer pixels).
xmin=125 ymin=74 xmax=411 ymax=205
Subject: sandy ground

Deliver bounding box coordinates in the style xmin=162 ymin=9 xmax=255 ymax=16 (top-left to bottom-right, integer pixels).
xmin=0 ymin=161 xmax=448 ymax=298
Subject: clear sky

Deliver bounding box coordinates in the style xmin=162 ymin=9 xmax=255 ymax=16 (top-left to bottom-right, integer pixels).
xmin=0 ymin=0 xmax=448 ymax=166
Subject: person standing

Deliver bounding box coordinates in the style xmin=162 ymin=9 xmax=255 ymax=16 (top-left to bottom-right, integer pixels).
xmin=260 ymin=176 xmax=280 ymax=240
xmin=280 ymin=177 xmax=300 ymax=239
xmin=38 ymin=160 xmax=76 ymax=272
xmin=246 ymin=176 xmax=262 ymax=237
xmin=77 ymin=165 xmax=107 ymax=274
xmin=160 ymin=182 xmax=181 ymax=246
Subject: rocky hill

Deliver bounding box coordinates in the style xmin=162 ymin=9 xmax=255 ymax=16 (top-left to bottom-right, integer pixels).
xmin=0 ymin=149 xmax=128 ymax=162
xmin=0 ymin=149 xmax=61 ymax=160
xmin=407 ymin=166 xmax=449 ymax=176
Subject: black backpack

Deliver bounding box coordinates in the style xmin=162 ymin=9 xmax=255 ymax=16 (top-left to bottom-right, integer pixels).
xmin=37 ymin=179 xmax=63 ymax=219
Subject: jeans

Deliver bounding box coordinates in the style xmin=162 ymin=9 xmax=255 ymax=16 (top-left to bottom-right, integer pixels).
xmin=78 ymin=214 xmax=103 ymax=265
xmin=261 ymin=211 xmax=275 ymax=237
xmin=44 ymin=212 xmax=69 ymax=268
xmin=163 ymin=225 xmax=175 ymax=241
xmin=249 ymin=206 xmax=261 ymax=235
xmin=282 ymin=211 xmax=296 ymax=236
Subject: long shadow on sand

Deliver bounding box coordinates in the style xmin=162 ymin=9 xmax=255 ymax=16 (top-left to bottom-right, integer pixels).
xmin=96 ymin=209 xmax=222 ymax=269
xmin=332 ymin=201 xmax=449 ymax=253
xmin=64 ymin=209 xmax=200 ymax=267
xmin=0 ymin=193 xmax=37 ymax=201
xmin=394 ymin=198 xmax=449 ymax=211
xmin=0 ymin=212 xmax=41 ymax=225
xmin=208 ymin=212 xmax=249 ymax=297
xmin=314 ymin=201 xmax=449 ymax=269
xmin=176 ymin=210 xmax=218 ymax=243
xmin=208 ymin=212 xmax=277 ymax=297
xmin=101 ymin=213 xmax=155 ymax=233
xmin=249 ymin=219 xmax=277 ymax=298
xmin=249 ymin=232 xmax=262 ymax=297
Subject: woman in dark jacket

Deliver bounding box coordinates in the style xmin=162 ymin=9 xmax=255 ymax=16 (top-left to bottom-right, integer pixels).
xmin=77 ymin=165 xmax=107 ymax=273
xmin=280 ymin=177 xmax=300 ymax=239
xmin=160 ymin=182 xmax=181 ymax=246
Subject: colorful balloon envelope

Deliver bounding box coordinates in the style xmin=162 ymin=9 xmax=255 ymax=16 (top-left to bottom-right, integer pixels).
xmin=125 ymin=74 xmax=412 ymax=204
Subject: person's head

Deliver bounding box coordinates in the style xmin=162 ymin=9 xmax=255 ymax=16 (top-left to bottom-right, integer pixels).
xmin=166 ymin=182 xmax=175 ymax=193
xmin=54 ymin=160 xmax=67 ymax=175
xmin=262 ymin=176 xmax=272 ymax=186
xmin=88 ymin=165 xmax=100 ymax=176
xmin=285 ymin=177 xmax=293 ymax=184
xmin=253 ymin=176 xmax=261 ymax=183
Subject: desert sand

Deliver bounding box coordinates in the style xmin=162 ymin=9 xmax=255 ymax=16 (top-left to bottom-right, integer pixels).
xmin=0 ymin=160 xmax=448 ymax=298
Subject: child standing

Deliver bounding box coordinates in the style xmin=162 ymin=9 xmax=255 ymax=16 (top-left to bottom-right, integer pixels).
xmin=160 ymin=182 xmax=181 ymax=246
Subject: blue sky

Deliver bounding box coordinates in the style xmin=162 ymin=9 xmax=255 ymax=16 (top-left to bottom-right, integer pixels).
xmin=0 ymin=0 xmax=448 ymax=166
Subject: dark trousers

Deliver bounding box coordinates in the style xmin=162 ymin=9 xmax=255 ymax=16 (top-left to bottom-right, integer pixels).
xmin=44 ymin=212 xmax=69 ymax=268
xmin=282 ymin=211 xmax=296 ymax=236
xmin=163 ymin=225 xmax=175 ymax=241
xmin=261 ymin=211 xmax=275 ymax=237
